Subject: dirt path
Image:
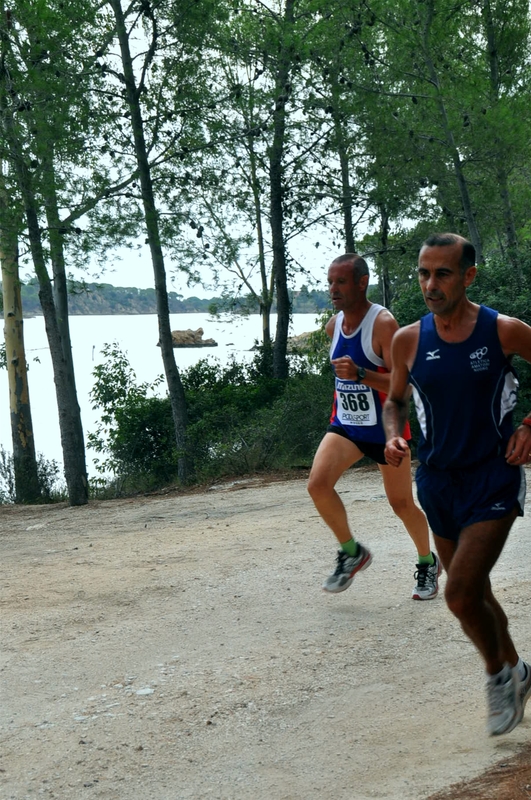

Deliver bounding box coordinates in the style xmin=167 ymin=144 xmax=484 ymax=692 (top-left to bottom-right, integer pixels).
xmin=1 ymin=465 xmax=530 ymax=800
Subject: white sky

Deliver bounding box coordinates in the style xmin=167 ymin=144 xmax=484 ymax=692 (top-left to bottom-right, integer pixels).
xmin=68 ymin=236 xmax=342 ymax=298
xmin=18 ymin=230 xmax=376 ymax=299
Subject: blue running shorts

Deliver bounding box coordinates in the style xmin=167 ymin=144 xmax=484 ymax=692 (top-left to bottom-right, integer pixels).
xmin=415 ymin=456 xmax=526 ymax=541
xmin=327 ymin=424 xmax=387 ymax=465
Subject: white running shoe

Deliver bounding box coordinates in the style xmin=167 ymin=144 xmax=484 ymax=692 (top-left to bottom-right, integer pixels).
xmin=513 ymin=660 xmax=531 ymax=726
xmin=412 ymin=553 xmax=442 ymax=600
xmin=486 ymin=666 xmax=519 ymax=736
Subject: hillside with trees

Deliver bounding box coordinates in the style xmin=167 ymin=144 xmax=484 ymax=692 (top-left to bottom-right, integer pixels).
xmin=7 ymin=280 xmax=331 ymax=316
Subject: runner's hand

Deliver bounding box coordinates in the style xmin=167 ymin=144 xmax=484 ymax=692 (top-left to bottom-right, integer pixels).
xmin=331 ymin=356 xmax=358 ymax=380
xmin=505 ymin=425 xmax=531 ymax=465
xmin=384 ymin=436 xmax=409 ymax=467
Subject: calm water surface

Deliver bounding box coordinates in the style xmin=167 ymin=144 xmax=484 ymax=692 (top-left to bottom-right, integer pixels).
xmin=0 ymin=313 xmax=319 ymax=475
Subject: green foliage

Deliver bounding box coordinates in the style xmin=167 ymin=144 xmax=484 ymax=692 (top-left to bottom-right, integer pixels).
xmin=291 ymin=309 xmax=333 ymax=375
xmin=242 ymin=372 xmax=333 ymax=469
xmin=179 ymin=355 xmax=284 ymax=476
xmin=389 ymin=280 xmax=431 ymax=328
xmin=468 ymin=245 xmax=531 ymax=417
xmin=0 ymin=448 xmax=16 ymax=503
xmin=6 ymin=0 xmax=531 ymax=493
xmin=88 ymin=343 xmax=334 ymax=492
xmin=88 ymin=342 xmax=169 ymax=490
xmin=108 ymin=395 xmax=178 ymax=491
xmin=0 ymin=446 xmax=65 ymax=504
xmin=36 ymin=454 xmax=66 ymax=502
xmin=183 ymin=370 xmax=333 ymax=481
xmin=180 ymin=355 xmax=333 ymax=480
xmin=468 ymin=247 xmax=531 ymax=325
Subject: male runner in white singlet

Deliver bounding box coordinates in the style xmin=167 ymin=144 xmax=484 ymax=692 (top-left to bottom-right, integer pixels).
xmin=308 ymin=253 xmax=439 ymax=599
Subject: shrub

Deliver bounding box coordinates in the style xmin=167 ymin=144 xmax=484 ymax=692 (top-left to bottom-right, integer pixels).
xmin=186 ymin=371 xmax=333 ymax=481
xmin=88 ymin=344 xmax=335 ymax=491
xmin=0 ymin=446 xmax=66 ymax=504
xmin=88 ymin=342 xmax=172 ymax=489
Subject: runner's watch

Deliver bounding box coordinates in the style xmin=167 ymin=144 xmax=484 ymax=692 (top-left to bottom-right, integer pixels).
xmin=357 ymin=366 xmax=366 ymax=381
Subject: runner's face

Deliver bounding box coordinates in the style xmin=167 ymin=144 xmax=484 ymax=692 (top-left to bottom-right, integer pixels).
xmin=418 ymin=243 xmax=476 ymax=316
xmin=328 ymin=263 xmax=366 ymax=311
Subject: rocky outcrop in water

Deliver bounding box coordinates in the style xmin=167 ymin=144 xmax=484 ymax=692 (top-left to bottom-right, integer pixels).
xmin=157 ymin=328 xmax=218 ymax=348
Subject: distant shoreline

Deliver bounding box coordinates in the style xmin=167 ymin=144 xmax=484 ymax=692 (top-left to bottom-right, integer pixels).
xmin=15 ymin=281 xmax=330 ymax=317
xmin=23 ymin=310 xmax=320 ymax=318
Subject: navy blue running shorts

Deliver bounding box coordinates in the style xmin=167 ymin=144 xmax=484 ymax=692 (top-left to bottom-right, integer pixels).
xmin=415 ymin=456 xmax=526 ymax=541
xmin=327 ymin=424 xmax=388 ymax=465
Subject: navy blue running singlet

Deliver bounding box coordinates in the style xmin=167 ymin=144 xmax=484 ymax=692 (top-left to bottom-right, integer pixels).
xmin=409 ymin=305 xmax=519 ymax=470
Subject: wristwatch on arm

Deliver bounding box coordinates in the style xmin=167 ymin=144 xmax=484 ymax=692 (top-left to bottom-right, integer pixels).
xmin=357 ymin=366 xmax=366 ymax=381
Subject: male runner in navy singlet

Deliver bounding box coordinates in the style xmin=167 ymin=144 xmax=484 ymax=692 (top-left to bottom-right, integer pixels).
xmin=384 ymin=233 xmax=531 ymax=736
xmin=308 ymin=254 xmax=439 ymax=599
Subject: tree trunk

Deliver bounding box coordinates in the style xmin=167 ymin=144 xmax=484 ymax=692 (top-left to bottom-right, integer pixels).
xmin=40 ymin=154 xmax=77 ymax=370
xmin=0 ymin=191 xmax=41 ymax=503
xmin=14 ymin=163 xmax=88 ymax=504
xmin=270 ymin=0 xmax=295 ymax=380
xmin=1 ymin=39 xmax=88 ymax=505
xmin=330 ymin=79 xmax=355 ymax=253
xmin=247 ymin=139 xmax=273 ymax=374
xmin=40 ymin=152 xmax=89 ymax=471
xmin=421 ymin=1 xmax=484 ymax=264
xmin=481 ymin=0 xmax=520 ymax=275
xmin=336 ymin=132 xmax=355 ymax=254
xmin=378 ymin=205 xmax=391 ymax=308
xmin=109 ymin=0 xmax=188 ymax=481
xmin=248 ymin=140 xmax=272 ymax=339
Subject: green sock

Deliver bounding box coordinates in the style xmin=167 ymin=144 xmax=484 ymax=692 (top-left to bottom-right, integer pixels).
xmin=341 ymin=538 xmax=358 ymax=557
xmin=417 ymin=551 xmax=435 ymax=566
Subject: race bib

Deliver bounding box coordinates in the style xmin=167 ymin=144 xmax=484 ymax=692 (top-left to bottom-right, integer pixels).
xmin=335 ymin=380 xmax=377 ymax=426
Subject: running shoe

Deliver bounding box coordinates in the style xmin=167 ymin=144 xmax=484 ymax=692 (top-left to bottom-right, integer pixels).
xmin=412 ymin=553 xmax=442 ymax=601
xmin=514 ymin=660 xmax=531 ymax=722
xmin=322 ymin=545 xmax=372 ymax=593
xmin=486 ymin=666 xmax=519 ymax=736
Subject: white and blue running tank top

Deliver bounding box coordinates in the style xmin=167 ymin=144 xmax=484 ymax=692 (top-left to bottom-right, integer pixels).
xmin=409 ymin=305 xmax=519 ymax=469
xmin=329 ymin=305 xmax=387 ymax=443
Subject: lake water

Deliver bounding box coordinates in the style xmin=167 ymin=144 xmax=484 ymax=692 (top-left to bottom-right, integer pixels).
xmin=0 ymin=313 xmax=320 ymax=476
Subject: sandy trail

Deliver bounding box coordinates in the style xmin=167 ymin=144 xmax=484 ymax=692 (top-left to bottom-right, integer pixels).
xmin=1 ymin=465 xmax=530 ymax=799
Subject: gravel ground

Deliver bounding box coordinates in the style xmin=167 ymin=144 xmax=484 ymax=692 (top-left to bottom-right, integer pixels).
xmin=1 ymin=464 xmax=530 ymax=800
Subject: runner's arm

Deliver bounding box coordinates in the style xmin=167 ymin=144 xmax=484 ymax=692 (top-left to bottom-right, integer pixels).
xmin=383 ymin=326 xmax=418 ymax=467
xmin=497 ymin=315 xmax=531 ymax=465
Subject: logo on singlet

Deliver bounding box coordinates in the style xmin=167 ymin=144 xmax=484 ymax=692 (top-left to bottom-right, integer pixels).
xmin=470 ymin=346 xmax=490 ymax=372
xmin=426 ymin=349 xmax=440 ymax=360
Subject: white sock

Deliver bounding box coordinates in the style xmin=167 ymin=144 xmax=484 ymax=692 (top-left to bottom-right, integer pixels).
xmin=487 ymin=664 xmax=512 ymax=684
